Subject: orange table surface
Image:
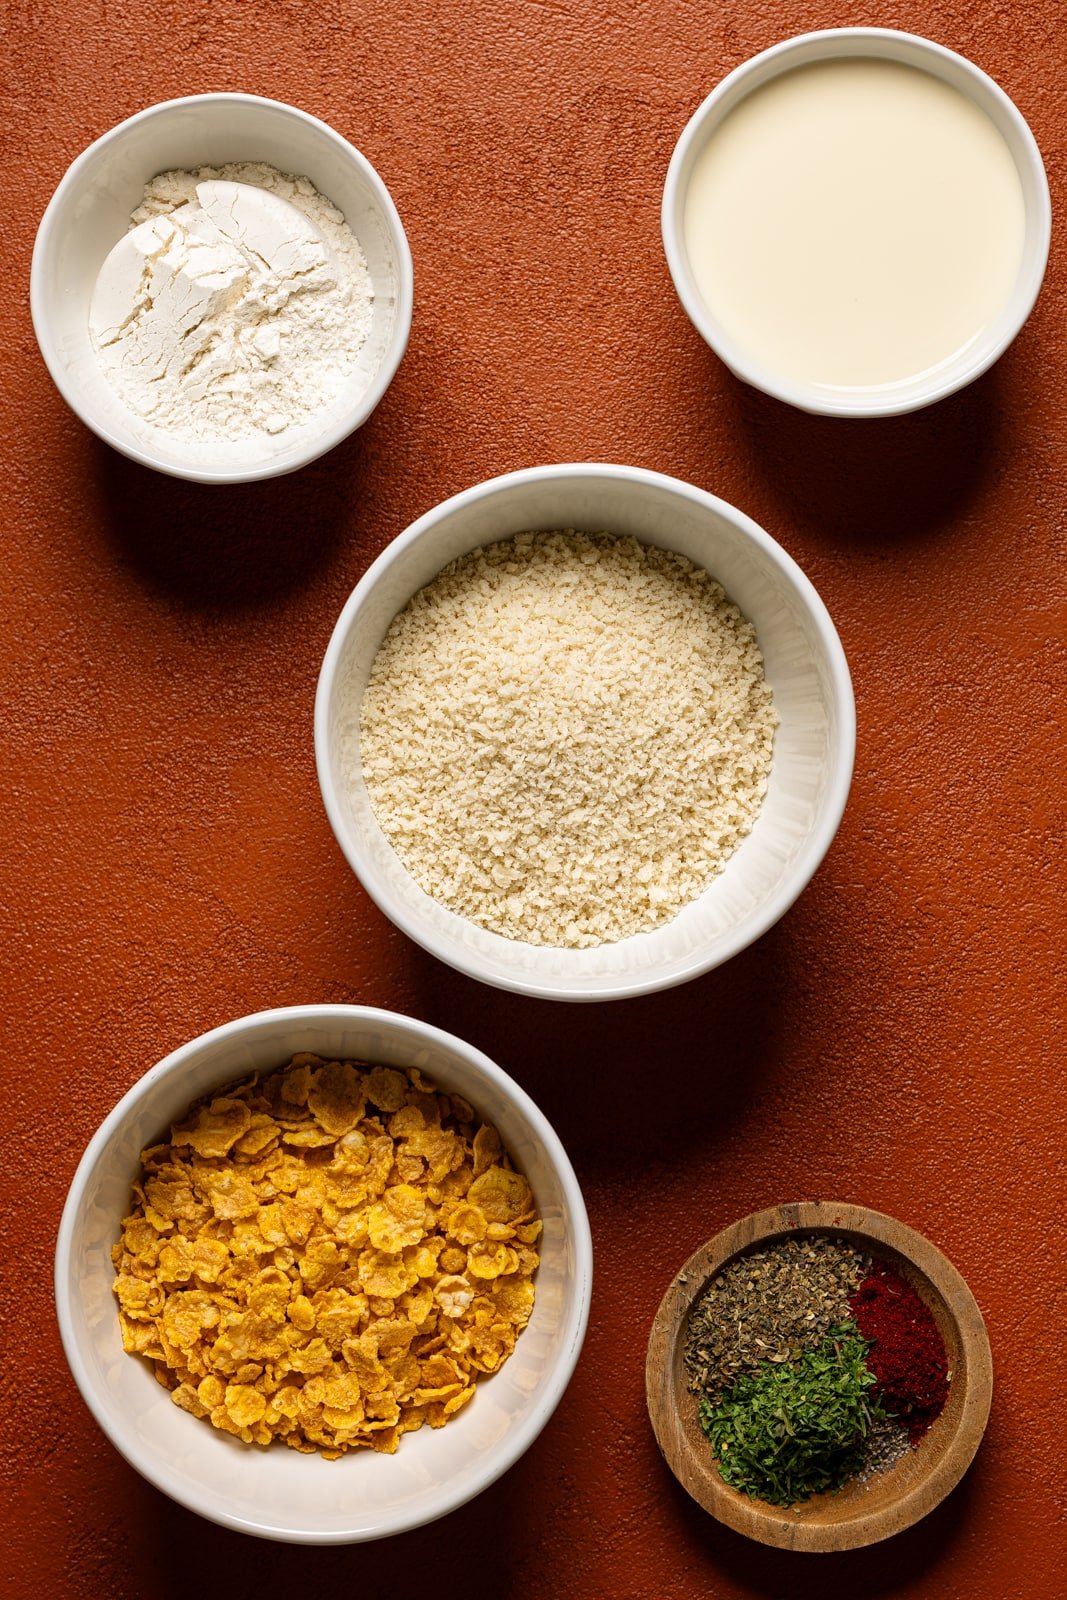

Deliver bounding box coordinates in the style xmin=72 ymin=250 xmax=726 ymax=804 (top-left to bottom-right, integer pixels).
xmin=3 ymin=2 xmax=1065 ymax=1596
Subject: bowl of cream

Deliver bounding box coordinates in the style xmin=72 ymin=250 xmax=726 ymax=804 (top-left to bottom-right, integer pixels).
xmin=662 ymin=30 xmax=1051 ymax=417
xmin=31 ymin=94 xmax=413 ymax=482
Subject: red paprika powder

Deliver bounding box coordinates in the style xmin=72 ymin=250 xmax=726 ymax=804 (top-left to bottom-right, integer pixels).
xmin=849 ymin=1263 xmax=949 ymax=1442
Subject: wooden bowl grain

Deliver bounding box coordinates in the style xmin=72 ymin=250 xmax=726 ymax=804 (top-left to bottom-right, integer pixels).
xmin=645 ymin=1201 xmax=993 ymax=1552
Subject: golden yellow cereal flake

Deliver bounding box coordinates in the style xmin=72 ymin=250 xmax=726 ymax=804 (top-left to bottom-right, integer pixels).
xmin=112 ymin=1053 xmax=540 ymax=1459
xmin=171 ymin=1097 xmax=252 ymax=1158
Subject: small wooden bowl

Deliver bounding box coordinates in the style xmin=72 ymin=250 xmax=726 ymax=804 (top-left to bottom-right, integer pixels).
xmin=646 ymin=1201 xmax=992 ymax=1552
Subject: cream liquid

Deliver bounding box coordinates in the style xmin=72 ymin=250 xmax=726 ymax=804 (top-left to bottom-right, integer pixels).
xmin=683 ymin=59 xmax=1027 ymax=390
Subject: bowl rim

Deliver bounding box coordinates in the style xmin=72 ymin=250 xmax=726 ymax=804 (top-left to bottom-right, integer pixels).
xmin=314 ymin=461 xmax=856 ymax=1002
xmin=645 ymin=1199 xmax=994 ymax=1551
xmin=53 ymin=1002 xmax=593 ymax=1544
xmin=661 ymin=26 xmax=1052 ymax=418
xmin=29 ymin=91 xmax=414 ymax=485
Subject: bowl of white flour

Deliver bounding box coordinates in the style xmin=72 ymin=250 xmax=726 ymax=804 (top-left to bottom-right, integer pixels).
xmin=31 ymin=94 xmax=413 ymax=482
xmin=315 ymin=464 xmax=855 ymax=1002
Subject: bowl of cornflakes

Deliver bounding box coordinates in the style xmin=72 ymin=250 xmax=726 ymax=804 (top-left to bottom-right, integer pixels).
xmin=55 ymin=1005 xmax=592 ymax=1543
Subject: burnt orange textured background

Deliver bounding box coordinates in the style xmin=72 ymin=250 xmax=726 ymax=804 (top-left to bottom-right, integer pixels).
xmin=1 ymin=0 xmax=1065 ymax=1595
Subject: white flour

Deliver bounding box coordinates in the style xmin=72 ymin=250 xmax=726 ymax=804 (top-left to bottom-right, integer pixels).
xmin=90 ymin=163 xmax=373 ymax=455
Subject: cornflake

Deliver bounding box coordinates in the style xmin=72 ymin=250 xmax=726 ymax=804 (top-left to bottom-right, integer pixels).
xmin=113 ymin=1054 xmax=541 ymax=1457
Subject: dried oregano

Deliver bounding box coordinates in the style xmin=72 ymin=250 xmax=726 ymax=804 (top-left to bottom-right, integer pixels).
xmin=685 ymin=1236 xmax=870 ymax=1406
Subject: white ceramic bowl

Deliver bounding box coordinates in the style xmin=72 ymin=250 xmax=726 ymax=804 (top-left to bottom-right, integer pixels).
xmin=662 ymin=28 xmax=1051 ymax=417
xmin=31 ymin=94 xmax=413 ymax=483
xmin=55 ymin=1005 xmax=592 ymax=1544
xmin=315 ymin=464 xmax=855 ymax=1002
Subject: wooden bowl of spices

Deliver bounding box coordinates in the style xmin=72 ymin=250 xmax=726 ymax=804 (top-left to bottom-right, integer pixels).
xmin=645 ymin=1201 xmax=992 ymax=1552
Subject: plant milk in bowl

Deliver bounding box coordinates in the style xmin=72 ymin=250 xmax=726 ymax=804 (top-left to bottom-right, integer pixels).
xmin=663 ymin=31 xmax=1050 ymax=416
xmin=684 ymin=59 xmax=1024 ymax=392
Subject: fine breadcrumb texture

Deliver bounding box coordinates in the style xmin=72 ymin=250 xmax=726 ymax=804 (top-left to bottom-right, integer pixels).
xmin=353 ymin=530 xmax=778 ymax=947
xmin=112 ymin=1054 xmax=540 ymax=1458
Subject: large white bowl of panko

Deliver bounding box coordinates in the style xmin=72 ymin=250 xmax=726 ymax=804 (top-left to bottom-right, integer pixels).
xmin=316 ymin=463 xmax=855 ymax=1000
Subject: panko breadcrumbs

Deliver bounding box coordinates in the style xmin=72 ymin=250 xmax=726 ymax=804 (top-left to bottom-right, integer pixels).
xmin=112 ymin=1054 xmax=540 ymax=1458
xmin=352 ymin=530 xmax=778 ymax=946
